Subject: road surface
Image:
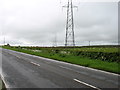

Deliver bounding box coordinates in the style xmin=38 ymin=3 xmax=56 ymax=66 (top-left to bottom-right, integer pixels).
xmin=0 ymin=48 xmax=120 ymax=89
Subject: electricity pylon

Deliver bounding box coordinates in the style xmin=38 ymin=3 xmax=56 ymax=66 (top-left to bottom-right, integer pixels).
xmin=53 ymin=34 xmax=57 ymax=47
xmin=4 ymin=36 xmax=5 ymax=46
xmin=63 ymin=0 xmax=77 ymax=46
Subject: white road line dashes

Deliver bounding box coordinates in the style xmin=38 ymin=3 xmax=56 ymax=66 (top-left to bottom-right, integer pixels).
xmin=74 ymin=79 xmax=101 ymax=90
xmin=59 ymin=66 xmax=73 ymax=71
xmin=30 ymin=62 xmax=40 ymax=67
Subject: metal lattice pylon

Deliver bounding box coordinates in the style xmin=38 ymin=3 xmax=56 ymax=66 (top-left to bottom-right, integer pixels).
xmin=65 ymin=0 xmax=75 ymax=46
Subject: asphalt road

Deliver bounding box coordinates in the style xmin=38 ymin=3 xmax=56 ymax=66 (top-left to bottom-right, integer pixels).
xmin=0 ymin=48 xmax=120 ymax=89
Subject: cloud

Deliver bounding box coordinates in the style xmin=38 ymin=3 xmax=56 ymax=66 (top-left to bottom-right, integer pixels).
xmin=0 ymin=0 xmax=118 ymax=46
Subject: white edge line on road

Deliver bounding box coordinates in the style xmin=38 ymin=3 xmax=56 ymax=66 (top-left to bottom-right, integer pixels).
xmin=30 ymin=62 xmax=40 ymax=67
xmin=74 ymin=79 xmax=101 ymax=90
xmin=4 ymin=49 xmax=120 ymax=76
xmin=1 ymin=73 xmax=9 ymax=89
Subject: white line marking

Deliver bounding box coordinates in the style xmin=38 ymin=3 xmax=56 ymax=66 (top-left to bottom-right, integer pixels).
xmin=59 ymin=66 xmax=73 ymax=71
xmin=59 ymin=66 xmax=89 ymax=75
xmin=1 ymin=73 xmax=9 ymax=88
xmin=74 ymin=79 xmax=101 ymax=90
xmin=30 ymin=62 xmax=40 ymax=67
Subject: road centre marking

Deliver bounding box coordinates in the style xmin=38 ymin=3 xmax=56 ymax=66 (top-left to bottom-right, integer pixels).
xmin=30 ymin=62 xmax=40 ymax=67
xmin=59 ymin=66 xmax=73 ymax=71
xmin=74 ymin=79 xmax=101 ymax=90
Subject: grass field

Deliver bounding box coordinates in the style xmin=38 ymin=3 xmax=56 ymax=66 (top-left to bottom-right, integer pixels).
xmin=2 ymin=46 xmax=120 ymax=74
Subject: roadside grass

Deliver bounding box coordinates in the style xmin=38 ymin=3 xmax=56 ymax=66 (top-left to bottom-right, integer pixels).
xmin=2 ymin=46 xmax=120 ymax=74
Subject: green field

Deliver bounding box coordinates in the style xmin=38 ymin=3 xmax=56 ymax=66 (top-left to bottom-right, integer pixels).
xmin=2 ymin=46 xmax=120 ymax=74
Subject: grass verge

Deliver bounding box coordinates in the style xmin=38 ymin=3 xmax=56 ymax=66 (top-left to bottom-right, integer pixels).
xmin=2 ymin=46 xmax=120 ymax=74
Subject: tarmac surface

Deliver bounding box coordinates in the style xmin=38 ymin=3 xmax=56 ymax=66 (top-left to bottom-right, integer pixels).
xmin=1 ymin=48 xmax=120 ymax=89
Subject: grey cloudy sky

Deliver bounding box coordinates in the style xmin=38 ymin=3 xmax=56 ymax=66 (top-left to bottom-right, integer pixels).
xmin=0 ymin=0 xmax=119 ymax=46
